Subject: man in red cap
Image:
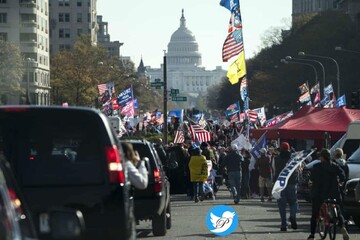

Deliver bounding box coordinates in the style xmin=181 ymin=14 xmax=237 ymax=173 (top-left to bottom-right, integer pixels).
xmin=274 ymin=142 xmax=298 ymax=232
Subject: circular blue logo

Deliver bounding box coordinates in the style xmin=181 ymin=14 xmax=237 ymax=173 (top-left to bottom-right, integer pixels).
xmin=206 ymin=205 xmax=238 ymax=236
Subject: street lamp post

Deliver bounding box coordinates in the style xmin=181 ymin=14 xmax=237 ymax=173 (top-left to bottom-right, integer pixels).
xmin=335 ymin=46 xmax=360 ymax=55
xmin=285 ymin=56 xmax=326 ymax=99
xmin=298 ymin=52 xmax=340 ymax=97
xmin=280 ymin=59 xmax=318 ymax=85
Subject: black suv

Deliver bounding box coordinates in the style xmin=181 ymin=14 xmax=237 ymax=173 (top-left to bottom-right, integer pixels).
xmin=0 ymin=106 xmax=136 ymax=240
xmin=120 ymin=139 xmax=171 ymax=236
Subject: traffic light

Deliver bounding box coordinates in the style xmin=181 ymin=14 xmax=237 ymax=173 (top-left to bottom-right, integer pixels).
xmin=350 ymin=90 xmax=360 ymax=109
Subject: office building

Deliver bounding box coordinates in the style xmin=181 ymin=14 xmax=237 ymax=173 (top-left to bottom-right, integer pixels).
xmin=0 ymin=0 xmax=51 ymax=105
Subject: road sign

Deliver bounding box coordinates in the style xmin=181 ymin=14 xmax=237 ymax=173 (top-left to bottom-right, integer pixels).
xmin=172 ymin=96 xmax=187 ymax=101
xmin=170 ymin=89 xmax=179 ymax=94
xmin=155 ymin=78 xmax=161 ymax=82
xmin=150 ymin=81 xmax=164 ymax=87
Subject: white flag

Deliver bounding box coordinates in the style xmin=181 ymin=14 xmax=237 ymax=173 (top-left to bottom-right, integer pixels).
xmin=272 ymin=149 xmax=315 ymax=200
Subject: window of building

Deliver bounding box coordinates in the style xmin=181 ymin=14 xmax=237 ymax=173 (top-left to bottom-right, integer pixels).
xmin=77 ymin=1 xmax=82 ymax=6
xmin=0 ymin=0 xmax=6 ymax=4
xmin=77 ymin=13 xmax=82 ymax=23
xmin=0 ymin=32 xmax=7 ymax=41
xmin=87 ymin=13 xmax=90 ymax=23
xmin=64 ymin=13 xmax=70 ymax=22
xmin=58 ymin=0 xmax=69 ymax=6
xmin=0 ymin=13 xmax=7 ymax=23
xmin=58 ymin=13 xmax=64 ymax=22
xmin=59 ymin=28 xmax=70 ymax=38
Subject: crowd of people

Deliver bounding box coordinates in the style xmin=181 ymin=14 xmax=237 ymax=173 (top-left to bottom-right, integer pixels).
xmin=164 ymin=137 xmax=351 ymax=240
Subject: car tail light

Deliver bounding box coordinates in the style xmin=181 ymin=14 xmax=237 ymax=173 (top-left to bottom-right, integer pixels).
xmin=8 ymin=188 xmax=24 ymax=217
xmin=105 ymin=145 xmax=125 ymax=184
xmin=153 ymin=169 xmax=162 ymax=193
xmin=3 ymin=107 xmax=29 ymax=112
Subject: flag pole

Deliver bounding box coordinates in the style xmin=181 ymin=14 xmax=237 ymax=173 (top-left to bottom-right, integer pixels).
xmin=163 ymin=51 xmax=168 ymax=145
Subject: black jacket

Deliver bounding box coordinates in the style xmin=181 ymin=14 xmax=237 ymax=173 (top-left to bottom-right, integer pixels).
xmin=310 ymin=161 xmax=345 ymax=201
xmin=222 ymin=150 xmax=243 ymax=173
xmin=274 ymin=150 xmax=298 ymax=185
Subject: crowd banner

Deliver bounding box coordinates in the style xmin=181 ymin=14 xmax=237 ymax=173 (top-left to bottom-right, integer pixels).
xmin=272 ymin=149 xmax=315 ymax=200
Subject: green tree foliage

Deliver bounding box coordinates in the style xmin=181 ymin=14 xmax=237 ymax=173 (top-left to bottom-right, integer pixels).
xmin=51 ymin=35 xmax=110 ymax=106
xmin=0 ymin=41 xmax=24 ymax=104
xmin=51 ymin=35 xmax=161 ymax=111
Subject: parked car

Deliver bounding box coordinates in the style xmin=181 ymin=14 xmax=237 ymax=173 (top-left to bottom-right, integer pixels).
xmin=347 ymin=147 xmax=360 ymax=180
xmin=0 ymin=106 xmax=136 ymax=240
xmin=344 ymin=178 xmax=360 ymax=227
xmin=119 ymin=139 xmax=171 ymax=236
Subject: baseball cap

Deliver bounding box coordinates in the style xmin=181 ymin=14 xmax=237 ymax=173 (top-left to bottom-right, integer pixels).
xmin=280 ymin=142 xmax=290 ymax=151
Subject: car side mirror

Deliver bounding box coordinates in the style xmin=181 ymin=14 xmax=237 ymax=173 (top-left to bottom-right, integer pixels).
xmin=40 ymin=208 xmax=85 ymax=240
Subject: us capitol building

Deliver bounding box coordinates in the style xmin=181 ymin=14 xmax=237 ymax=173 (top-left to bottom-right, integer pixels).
xmin=138 ymin=10 xmax=226 ymax=107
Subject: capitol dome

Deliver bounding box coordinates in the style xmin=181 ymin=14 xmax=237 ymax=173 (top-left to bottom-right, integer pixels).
xmin=167 ymin=9 xmax=202 ymax=69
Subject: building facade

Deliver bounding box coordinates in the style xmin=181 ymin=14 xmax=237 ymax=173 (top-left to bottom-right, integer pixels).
xmin=49 ymin=0 xmax=97 ymax=54
xmin=145 ymin=10 xmax=226 ymax=108
xmin=0 ymin=0 xmax=51 ymax=105
xmin=292 ymin=0 xmax=360 ymax=20
xmin=97 ymin=15 xmax=123 ymax=58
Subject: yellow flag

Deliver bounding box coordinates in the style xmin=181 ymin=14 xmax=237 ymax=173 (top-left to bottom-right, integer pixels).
xmin=227 ymin=51 xmax=246 ymax=85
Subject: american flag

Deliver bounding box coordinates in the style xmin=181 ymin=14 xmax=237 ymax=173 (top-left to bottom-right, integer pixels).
xmin=222 ymin=29 xmax=244 ymax=62
xmin=98 ymin=82 xmax=115 ymax=95
xmin=247 ymin=109 xmax=258 ymax=123
xmin=120 ymin=100 xmax=135 ymax=117
xmin=189 ymin=123 xmax=212 ymax=143
xmin=173 ymin=130 xmax=185 ymax=144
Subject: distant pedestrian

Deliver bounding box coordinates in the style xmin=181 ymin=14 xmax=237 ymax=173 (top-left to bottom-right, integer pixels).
xmin=188 ymin=147 xmax=208 ymax=203
xmin=255 ymin=148 xmax=273 ymax=202
xmin=221 ymin=144 xmax=243 ymax=204
xmin=274 ymin=142 xmax=298 ymax=231
xmin=241 ymin=148 xmax=251 ymax=199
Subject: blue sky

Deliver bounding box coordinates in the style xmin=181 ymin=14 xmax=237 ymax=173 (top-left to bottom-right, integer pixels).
xmin=97 ymin=0 xmax=292 ymax=70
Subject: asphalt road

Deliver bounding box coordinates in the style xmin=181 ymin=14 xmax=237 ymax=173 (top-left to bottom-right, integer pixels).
xmin=136 ymin=187 xmax=360 ymax=240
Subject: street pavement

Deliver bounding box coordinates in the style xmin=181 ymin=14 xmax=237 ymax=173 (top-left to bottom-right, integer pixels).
xmin=136 ymin=187 xmax=360 ymax=239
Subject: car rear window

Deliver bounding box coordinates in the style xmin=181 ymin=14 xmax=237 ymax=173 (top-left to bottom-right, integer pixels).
xmin=0 ymin=109 xmax=106 ymax=186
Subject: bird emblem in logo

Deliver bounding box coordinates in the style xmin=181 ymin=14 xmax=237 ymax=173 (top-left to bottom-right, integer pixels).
xmin=206 ymin=205 xmax=238 ymax=236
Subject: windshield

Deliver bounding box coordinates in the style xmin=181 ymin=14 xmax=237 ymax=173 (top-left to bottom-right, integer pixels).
xmin=348 ymin=147 xmax=360 ymax=163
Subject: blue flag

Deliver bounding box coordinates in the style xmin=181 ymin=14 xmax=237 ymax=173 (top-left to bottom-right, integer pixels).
xmin=336 ymin=94 xmax=346 ymax=108
xmin=117 ymin=87 xmax=132 ymax=107
xmin=250 ymin=132 xmax=267 ymax=160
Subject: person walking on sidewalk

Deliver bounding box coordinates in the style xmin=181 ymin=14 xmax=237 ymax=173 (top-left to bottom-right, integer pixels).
xmin=241 ymin=148 xmax=251 ymax=199
xmin=307 ymin=148 xmax=349 ymax=240
xmin=274 ymin=142 xmax=298 ymax=231
xmin=255 ymin=148 xmax=273 ymax=202
xmin=221 ymin=144 xmax=243 ymax=204
xmin=188 ymin=147 xmax=208 ymax=203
